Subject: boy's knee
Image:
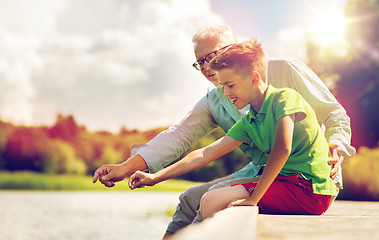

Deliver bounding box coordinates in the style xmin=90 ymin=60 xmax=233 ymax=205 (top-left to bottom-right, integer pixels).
xmin=200 ymin=191 xmax=211 ymax=208
xmin=199 ymin=191 xmax=217 ymax=219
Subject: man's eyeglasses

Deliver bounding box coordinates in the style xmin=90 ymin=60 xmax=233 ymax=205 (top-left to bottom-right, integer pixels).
xmin=192 ymin=44 xmax=231 ymax=71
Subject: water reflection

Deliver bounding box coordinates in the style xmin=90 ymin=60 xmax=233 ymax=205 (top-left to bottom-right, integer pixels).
xmin=0 ymin=191 xmax=181 ymax=240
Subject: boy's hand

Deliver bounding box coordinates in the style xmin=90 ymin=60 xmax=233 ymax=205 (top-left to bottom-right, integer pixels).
xmin=227 ymin=198 xmax=257 ymax=208
xmin=129 ymin=171 xmax=157 ymax=190
xmin=328 ymin=144 xmax=339 ymax=180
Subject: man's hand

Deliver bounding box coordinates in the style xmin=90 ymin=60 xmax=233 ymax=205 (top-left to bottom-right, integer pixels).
xmin=92 ymin=164 xmax=127 ymax=187
xmin=92 ymin=154 xmax=148 ymax=188
xmin=328 ymin=144 xmax=340 ymax=180
xmin=128 ymin=170 xmax=157 ymax=190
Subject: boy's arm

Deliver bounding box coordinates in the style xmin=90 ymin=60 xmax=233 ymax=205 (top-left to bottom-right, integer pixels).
xmin=129 ymin=136 xmax=242 ymax=189
xmin=231 ymin=114 xmax=295 ymax=206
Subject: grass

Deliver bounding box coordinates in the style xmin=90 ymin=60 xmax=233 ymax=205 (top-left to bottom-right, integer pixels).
xmin=0 ymin=171 xmax=199 ymax=192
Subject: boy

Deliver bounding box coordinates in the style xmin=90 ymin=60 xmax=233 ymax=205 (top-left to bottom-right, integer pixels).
xmin=129 ymin=38 xmax=336 ymax=218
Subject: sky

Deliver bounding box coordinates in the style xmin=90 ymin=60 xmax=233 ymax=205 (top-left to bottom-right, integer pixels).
xmin=0 ymin=0 xmax=348 ymax=133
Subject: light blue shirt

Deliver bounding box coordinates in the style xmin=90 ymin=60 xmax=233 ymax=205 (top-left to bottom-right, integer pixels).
xmin=133 ymin=57 xmax=356 ymax=189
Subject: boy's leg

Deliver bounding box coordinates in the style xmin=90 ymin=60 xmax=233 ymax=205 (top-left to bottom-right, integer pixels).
xmin=252 ymin=175 xmax=331 ymax=215
xmin=165 ymin=174 xmax=235 ymax=234
xmin=191 ymin=176 xmax=261 ymax=224
xmin=199 ymin=185 xmax=250 ymax=220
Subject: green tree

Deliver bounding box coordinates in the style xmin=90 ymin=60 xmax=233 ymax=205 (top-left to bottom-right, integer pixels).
xmin=49 ymin=114 xmax=86 ymax=141
xmin=2 ymin=127 xmax=50 ymax=172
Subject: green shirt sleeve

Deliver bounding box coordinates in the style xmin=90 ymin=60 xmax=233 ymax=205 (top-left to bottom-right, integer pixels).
xmin=274 ymin=89 xmax=307 ymax=122
xmin=226 ymin=117 xmax=252 ymax=145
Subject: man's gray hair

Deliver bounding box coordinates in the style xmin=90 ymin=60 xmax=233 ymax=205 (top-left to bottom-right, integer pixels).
xmin=192 ymin=25 xmax=238 ymax=48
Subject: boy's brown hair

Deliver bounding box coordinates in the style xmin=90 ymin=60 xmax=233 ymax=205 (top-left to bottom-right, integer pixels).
xmin=209 ymin=38 xmax=268 ymax=82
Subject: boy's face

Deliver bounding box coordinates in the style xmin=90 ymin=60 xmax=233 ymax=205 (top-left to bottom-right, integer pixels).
xmin=216 ymin=67 xmax=254 ymax=110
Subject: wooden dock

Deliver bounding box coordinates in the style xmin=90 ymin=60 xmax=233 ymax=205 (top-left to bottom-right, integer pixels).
xmin=171 ymin=201 xmax=379 ymax=240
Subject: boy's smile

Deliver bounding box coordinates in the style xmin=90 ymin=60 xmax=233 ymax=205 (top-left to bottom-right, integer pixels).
xmin=229 ymin=97 xmax=237 ymax=105
xmin=216 ymin=67 xmax=254 ymax=110
xmin=216 ymin=67 xmax=267 ymax=112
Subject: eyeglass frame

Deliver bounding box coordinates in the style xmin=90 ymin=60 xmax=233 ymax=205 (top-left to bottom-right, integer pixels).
xmin=192 ymin=44 xmax=232 ymax=71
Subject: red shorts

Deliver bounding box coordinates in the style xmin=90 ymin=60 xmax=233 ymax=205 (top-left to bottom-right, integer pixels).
xmin=232 ymin=174 xmax=331 ymax=215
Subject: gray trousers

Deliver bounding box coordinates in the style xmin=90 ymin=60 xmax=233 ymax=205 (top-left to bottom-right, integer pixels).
xmin=166 ymin=174 xmax=260 ymax=233
xmin=166 ymin=174 xmax=339 ymax=233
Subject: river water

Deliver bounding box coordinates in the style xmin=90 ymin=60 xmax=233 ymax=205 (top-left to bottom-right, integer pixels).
xmin=0 ymin=191 xmax=182 ymax=240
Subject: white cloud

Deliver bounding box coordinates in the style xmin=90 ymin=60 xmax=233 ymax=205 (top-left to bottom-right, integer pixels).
xmin=0 ymin=0 xmax=224 ymax=132
xmin=270 ymin=26 xmax=307 ymax=61
xmin=0 ymin=0 xmax=65 ymax=36
xmin=0 ymin=29 xmax=42 ymax=125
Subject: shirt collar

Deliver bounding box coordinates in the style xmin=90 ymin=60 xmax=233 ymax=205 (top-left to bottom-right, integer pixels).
xmin=215 ymin=87 xmax=242 ymax=122
xmin=247 ymin=85 xmax=275 ymax=122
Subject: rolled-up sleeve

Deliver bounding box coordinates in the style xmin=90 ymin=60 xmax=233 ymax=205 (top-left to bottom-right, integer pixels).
xmin=268 ymin=57 xmax=356 ymax=162
xmin=132 ymin=95 xmax=218 ymax=173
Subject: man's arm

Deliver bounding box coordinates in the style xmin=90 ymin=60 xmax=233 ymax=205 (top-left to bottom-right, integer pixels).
xmin=133 ymin=95 xmax=218 ymax=173
xmin=268 ymin=57 xmax=356 ymax=162
xmin=93 ymin=94 xmax=218 ymax=187
xmin=129 ymin=136 xmax=242 ymax=189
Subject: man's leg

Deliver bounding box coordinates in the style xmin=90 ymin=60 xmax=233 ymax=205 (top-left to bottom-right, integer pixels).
xmin=165 ymin=174 xmax=235 ymax=235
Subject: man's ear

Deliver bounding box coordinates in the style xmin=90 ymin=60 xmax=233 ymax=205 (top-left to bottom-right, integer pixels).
xmin=251 ymin=71 xmax=260 ymax=86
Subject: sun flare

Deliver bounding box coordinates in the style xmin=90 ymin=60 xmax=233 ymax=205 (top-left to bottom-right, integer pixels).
xmin=309 ymin=10 xmax=348 ymax=47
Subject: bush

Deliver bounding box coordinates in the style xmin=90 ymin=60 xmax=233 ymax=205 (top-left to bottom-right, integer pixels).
xmin=338 ymin=146 xmax=379 ymax=200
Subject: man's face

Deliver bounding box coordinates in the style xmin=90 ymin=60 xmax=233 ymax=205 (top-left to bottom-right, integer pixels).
xmin=194 ymin=37 xmax=227 ymax=87
xmin=216 ymin=67 xmax=254 ymax=110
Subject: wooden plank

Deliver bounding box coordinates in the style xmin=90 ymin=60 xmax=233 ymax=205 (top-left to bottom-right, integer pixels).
xmin=171 ymin=206 xmax=259 ymax=240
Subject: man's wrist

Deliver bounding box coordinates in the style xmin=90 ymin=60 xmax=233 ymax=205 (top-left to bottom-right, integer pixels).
xmin=122 ymin=154 xmax=149 ymax=177
xmin=151 ymin=173 xmax=161 ymax=186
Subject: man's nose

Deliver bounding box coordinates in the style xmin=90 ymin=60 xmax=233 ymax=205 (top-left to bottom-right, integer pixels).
xmin=203 ymin=60 xmax=211 ymax=70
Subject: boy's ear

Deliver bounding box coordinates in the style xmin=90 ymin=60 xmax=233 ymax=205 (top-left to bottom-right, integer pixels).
xmin=251 ymin=71 xmax=260 ymax=86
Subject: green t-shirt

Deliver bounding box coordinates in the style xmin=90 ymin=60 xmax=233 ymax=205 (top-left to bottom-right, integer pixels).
xmin=227 ymin=85 xmax=337 ymax=196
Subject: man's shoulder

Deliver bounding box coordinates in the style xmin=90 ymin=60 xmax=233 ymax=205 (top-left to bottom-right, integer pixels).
xmin=269 ymin=85 xmax=301 ymax=101
xmin=268 ymin=56 xmax=304 ymax=66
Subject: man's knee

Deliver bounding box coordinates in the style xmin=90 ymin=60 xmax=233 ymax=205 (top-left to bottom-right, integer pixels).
xmin=208 ymin=181 xmax=230 ymax=192
xmin=178 ymin=184 xmax=206 ymax=206
xmin=207 ymin=176 xmax=261 ymax=192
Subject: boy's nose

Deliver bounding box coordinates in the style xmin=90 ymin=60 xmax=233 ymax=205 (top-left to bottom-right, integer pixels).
xmin=223 ymin=87 xmax=230 ymax=97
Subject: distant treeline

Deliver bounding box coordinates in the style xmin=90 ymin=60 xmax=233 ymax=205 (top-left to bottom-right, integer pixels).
xmin=0 ymin=115 xmax=168 ymax=176
xmin=0 ymin=114 xmax=249 ymax=182
xmin=1 ymin=114 xmax=379 ymax=200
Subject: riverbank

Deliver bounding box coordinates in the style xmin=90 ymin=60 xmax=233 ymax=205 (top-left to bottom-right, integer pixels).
xmin=0 ymin=171 xmax=198 ymax=191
